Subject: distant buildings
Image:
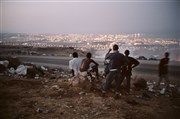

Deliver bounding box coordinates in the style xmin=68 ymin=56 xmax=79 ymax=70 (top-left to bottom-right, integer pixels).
xmin=0 ymin=33 xmax=179 ymax=60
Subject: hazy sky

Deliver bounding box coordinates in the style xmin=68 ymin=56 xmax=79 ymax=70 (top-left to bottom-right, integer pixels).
xmin=1 ymin=0 xmax=179 ymax=38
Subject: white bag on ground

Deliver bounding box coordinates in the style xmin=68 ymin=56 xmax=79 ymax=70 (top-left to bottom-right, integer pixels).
xmin=8 ymin=67 xmax=15 ymax=74
xmin=0 ymin=60 xmax=9 ymax=68
xmin=16 ymin=65 xmax=27 ymax=75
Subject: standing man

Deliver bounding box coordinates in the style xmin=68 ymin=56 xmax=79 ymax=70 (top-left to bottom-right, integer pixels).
xmin=69 ymin=52 xmax=81 ymax=77
xmin=80 ymin=52 xmax=99 ymax=80
xmin=156 ymin=52 xmax=170 ymax=92
xmin=102 ymin=44 xmax=128 ymax=99
xmin=121 ymin=50 xmax=139 ymax=94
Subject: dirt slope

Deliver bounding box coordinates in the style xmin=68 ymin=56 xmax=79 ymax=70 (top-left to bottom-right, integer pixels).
xmin=0 ymin=75 xmax=180 ymax=119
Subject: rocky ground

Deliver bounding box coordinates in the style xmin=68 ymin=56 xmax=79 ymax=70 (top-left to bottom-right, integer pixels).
xmin=0 ymin=70 xmax=180 ymax=119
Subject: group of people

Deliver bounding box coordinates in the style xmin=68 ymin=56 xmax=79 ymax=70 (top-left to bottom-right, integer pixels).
xmin=102 ymin=44 xmax=139 ymax=98
xmin=69 ymin=44 xmax=170 ymax=99
xmin=69 ymin=52 xmax=99 ymax=80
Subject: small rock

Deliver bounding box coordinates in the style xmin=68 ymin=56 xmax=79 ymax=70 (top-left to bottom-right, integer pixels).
xmin=51 ymin=85 xmax=59 ymax=90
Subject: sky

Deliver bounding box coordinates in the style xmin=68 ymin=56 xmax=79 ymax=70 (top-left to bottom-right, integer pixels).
xmin=1 ymin=0 xmax=179 ymax=38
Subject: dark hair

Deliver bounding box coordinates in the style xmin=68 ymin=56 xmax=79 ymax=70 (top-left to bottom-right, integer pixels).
xmin=72 ymin=52 xmax=78 ymax=58
xmin=113 ymin=44 xmax=119 ymax=51
xmin=165 ymin=52 xmax=169 ymax=58
xmin=86 ymin=52 xmax=92 ymax=58
xmin=124 ymin=50 xmax=130 ymax=56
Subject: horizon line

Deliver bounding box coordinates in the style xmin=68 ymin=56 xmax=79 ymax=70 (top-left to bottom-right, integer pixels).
xmin=2 ymin=0 xmax=179 ymax=3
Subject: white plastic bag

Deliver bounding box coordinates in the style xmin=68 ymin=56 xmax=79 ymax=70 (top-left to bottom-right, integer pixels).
xmin=16 ymin=65 xmax=27 ymax=75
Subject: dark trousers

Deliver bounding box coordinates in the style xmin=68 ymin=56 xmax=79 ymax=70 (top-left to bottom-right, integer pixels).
xmin=121 ymin=75 xmax=131 ymax=93
xmin=103 ymin=70 xmax=121 ymax=93
xmin=71 ymin=69 xmax=75 ymax=77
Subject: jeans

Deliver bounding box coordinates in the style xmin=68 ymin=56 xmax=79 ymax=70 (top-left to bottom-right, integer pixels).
xmin=103 ymin=70 xmax=121 ymax=93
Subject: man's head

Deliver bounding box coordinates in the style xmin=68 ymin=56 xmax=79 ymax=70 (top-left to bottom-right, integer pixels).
xmin=113 ymin=44 xmax=119 ymax=51
xmin=165 ymin=52 xmax=169 ymax=58
xmin=124 ymin=50 xmax=130 ymax=56
xmin=72 ymin=52 xmax=78 ymax=58
xmin=86 ymin=52 xmax=92 ymax=58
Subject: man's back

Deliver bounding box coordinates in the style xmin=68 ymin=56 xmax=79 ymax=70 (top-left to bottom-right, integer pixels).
xmin=69 ymin=58 xmax=81 ymax=75
xmin=80 ymin=58 xmax=93 ymax=72
xmin=106 ymin=51 xmax=127 ymax=70
xmin=122 ymin=56 xmax=139 ymax=76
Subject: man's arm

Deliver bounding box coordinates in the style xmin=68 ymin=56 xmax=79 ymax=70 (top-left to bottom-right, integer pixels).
xmin=105 ymin=49 xmax=112 ymax=60
xmin=91 ymin=59 xmax=99 ymax=66
xmin=69 ymin=60 xmax=72 ymax=69
xmin=131 ymin=57 xmax=140 ymax=68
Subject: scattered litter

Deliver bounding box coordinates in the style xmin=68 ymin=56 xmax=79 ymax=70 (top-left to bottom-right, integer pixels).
xmin=16 ymin=65 xmax=27 ymax=75
xmin=0 ymin=60 xmax=9 ymax=68
xmin=169 ymin=84 xmax=175 ymax=88
xmin=8 ymin=67 xmax=15 ymax=74
xmin=41 ymin=66 xmax=48 ymax=71
xmin=146 ymin=82 xmax=153 ymax=85
xmin=160 ymin=88 xmax=166 ymax=95
xmin=34 ymin=74 xmax=40 ymax=79
xmin=51 ymin=85 xmax=60 ymax=90
xmin=160 ymin=82 xmax=165 ymax=85
xmin=147 ymin=85 xmax=155 ymax=92
xmin=79 ymin=91 xmax=85 ymax=95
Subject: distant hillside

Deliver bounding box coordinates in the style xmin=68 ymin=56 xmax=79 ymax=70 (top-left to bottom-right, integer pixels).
xmin=0 ymin=45 xmax=86 ymax=57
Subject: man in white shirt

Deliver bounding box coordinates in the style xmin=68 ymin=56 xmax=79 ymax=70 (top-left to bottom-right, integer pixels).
xmin=69 ymin=52 xmax=81 ymax=77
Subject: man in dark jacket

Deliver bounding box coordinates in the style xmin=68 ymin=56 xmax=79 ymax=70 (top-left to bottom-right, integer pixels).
xmin=102 ymin=44 xmax=128 ymax=99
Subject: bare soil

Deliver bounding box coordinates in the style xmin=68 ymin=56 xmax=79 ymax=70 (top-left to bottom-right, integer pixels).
xmin=0 ymin=75 xmax=180 ymax=119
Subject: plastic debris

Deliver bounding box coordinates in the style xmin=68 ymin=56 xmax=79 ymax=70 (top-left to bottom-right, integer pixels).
xmin=8 ymin=67 xmax=15 ymax=74
xmin=0 ymin=60 xmax=9 ymax=68
xmin=34 ymin=74 xmax=39 ymax=79
xmin=160 ymin=88 xmax=166 ymax=94
xmin=169 ymin=84 xmax=175 ymax=88
xmin=41 ymin=66 xmax=48 ymax=71
xmin=16 ymin=65 xmax=27 ymax=75
xmin=148 ymin=85 xmax=155 ymax=92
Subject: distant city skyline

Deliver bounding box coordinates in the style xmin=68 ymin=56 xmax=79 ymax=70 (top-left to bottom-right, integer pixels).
xmin=1 ymin=0 xmax=179 ymax=39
